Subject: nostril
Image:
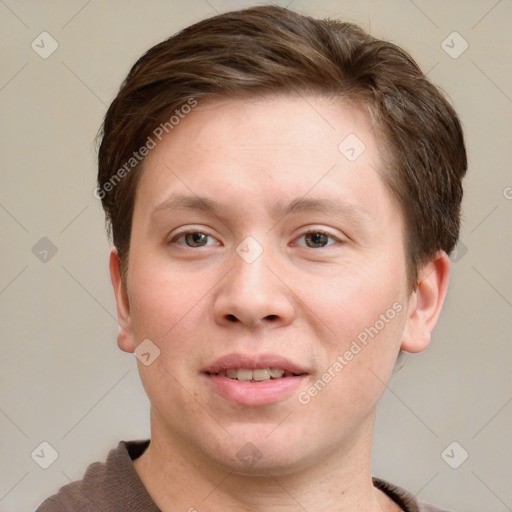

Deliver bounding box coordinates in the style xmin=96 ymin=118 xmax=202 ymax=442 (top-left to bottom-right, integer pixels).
xmin=224 ymin=314 xmax=278 ymax=323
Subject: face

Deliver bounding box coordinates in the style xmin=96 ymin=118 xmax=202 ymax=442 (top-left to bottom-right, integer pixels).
xmin=112 ymin=95 xmax=438 ymax=476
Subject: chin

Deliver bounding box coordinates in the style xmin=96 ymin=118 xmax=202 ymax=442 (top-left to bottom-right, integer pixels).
xmin=206 ymin=428 xmax=316 ymax=477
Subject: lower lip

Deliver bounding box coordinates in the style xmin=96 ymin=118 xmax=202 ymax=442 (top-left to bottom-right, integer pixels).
xmin=206 ymin=374 xmax=307 ymax=406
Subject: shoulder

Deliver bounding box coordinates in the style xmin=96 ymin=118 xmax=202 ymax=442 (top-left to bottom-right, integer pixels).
xmin=373 ymin=477 xmax=457 ymax=512
xmin=35 ymin=440 xmax=158 ymax=512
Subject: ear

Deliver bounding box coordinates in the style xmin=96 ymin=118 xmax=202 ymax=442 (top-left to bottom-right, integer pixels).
xmin=109 ymin=248 xmax=136 ymax=353
xmin=401 ymin=251 xmax=451 ymax=353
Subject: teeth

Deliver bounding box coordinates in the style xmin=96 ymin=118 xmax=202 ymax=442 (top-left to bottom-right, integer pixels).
xmin=236 ymin=369 xmax=253 ymax=381
xmin=252 ymin=368 xmax=271 ymax=381
xmin=217 ymin=368 xmax=290 ymax=381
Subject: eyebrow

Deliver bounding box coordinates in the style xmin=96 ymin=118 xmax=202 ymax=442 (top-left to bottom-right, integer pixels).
xmin=151 ymin=193 xmax=371 ymax=224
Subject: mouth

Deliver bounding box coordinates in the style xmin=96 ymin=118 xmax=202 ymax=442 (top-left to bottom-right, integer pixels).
xmin=203 ymin=354 xmax=309 ymax=406
xmin=207 ymin=368 xmax=305 ymax=382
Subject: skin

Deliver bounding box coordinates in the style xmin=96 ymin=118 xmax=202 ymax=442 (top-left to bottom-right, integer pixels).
xmin=110 ymin=95 xmax=450 ymax=512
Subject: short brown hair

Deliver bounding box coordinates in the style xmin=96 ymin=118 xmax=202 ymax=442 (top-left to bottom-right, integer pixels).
xmin=97 ymin=5 xmax=467 ymax=289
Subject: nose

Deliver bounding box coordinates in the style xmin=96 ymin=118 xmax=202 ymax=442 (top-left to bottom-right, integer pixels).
xmin=213 ymin=241 xmax=295 ymax=330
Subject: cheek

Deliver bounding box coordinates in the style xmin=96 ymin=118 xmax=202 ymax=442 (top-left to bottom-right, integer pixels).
xmin=126 ymin=262 xmax=211 ymax=407
xmin=126 ymin=255 xmax=211 ymax=348
xmin=299 ymin=303 xmax=407 ymax=424
xmin=302 ymin=265 xmax=408 ymax=396
xmin=307 ymin=260 xmax=406 ymax=343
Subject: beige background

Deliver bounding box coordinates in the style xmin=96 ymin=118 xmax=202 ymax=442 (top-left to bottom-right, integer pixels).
xmin=1 ymin=0 xmax=511 ymax=510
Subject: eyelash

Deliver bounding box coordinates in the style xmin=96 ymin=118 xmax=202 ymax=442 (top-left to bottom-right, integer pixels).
xmin=169 ymin=229 xmax=341 ymax=249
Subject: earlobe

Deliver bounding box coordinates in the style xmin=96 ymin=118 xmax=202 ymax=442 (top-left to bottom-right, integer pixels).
xmin=401 ymin=251 xmax=451 ymax=353
xmin=109 ymin=248 xmax=137 ymax=353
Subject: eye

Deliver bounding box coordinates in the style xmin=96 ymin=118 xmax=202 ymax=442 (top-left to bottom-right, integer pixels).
xmin=295 ymin=230 xmax=339 ymax=249
xmin=170 ymin=231 xmax=220 ymax=248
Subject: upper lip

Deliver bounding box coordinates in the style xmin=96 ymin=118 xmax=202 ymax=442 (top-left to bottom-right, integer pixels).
xmin=203 ymin=353 xmax=309 ymax=375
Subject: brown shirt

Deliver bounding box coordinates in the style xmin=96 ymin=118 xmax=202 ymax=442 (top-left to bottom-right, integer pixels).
xmin=35 ymin=440 xmax=454 ymax=512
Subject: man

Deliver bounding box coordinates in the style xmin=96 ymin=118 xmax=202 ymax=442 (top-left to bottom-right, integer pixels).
xmin=37 ymin=5 xmax=466 ymax=511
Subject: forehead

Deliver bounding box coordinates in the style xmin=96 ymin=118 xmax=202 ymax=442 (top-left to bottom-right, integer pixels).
xmin=136 ymin=94 xmax=399 ymax=225
xmin=150 ymin=95 xmax=376 ymax=166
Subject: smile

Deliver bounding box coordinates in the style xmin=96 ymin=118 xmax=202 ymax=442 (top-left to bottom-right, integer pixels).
xmin=212 ymin=368 xmax=304 ymax=381
xmin=203 ymin=354 xmax=309 ymax=406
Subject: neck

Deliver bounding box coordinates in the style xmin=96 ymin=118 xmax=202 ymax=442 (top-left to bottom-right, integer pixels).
xmin=133 ymin=411 xmax=398 ymax=512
